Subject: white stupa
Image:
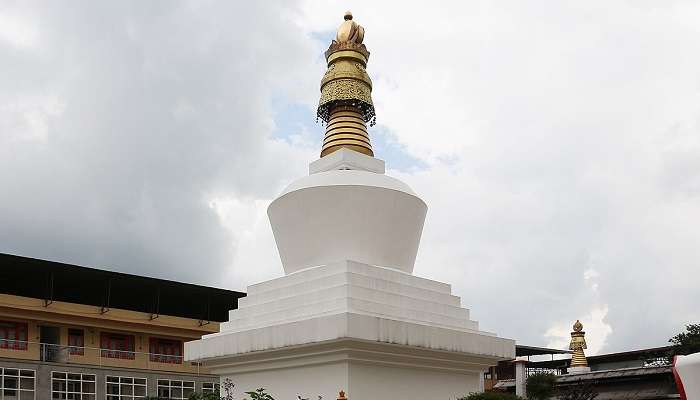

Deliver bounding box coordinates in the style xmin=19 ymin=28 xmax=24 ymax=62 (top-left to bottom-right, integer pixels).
xmin=185 ymin=12 xmax=514 ymax=400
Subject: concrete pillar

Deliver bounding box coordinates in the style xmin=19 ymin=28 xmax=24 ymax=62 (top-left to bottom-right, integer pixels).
xmin=514 ymin=360 xmax=528 ymax=398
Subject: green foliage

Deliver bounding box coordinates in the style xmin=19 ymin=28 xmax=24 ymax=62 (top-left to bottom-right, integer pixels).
xmin=557 ymin=379 xmax=598 ymax=400
xmin=145 ymin=394 xmax=221 ymax=400
xmin=244 ymin=388 xmax=275 ymax=400
xmin=670 ymin=323 xmax=700 ymax=356
xmin=188 ymin=392 xmax=222 ymax=400
xmin=526 ymin=372 xmax=557 ymax=400
xmin=458 ymin=391 xmax=524 ymax=400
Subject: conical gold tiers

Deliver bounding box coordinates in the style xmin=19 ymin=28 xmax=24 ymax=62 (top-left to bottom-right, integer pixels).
xmin=321 ymin=106 xmax=373 ymax=157
xmin=569 ymin=320 xmax=589 ymax=368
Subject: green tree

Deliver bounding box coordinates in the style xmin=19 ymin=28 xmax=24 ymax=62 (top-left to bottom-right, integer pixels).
xmin=458 ymin=392 xmax=524 ymax=400
xmin=557 ymin=379 xmax=597 ymax=400
xmin=188 ymin=392 xmax=222 ymax=400
xmin=670 ymin=323 xmax=700 ymax=356
xmin=526 ymin=372 xmax=557 ymax=400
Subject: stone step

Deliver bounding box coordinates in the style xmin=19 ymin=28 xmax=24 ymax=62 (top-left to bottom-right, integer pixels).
xmin=247 ymin=261 xmax=452 ymax=296
xmin=233 ymin=283 xmax=469 ymax=321
xmin=240 ymin=270 xmax=460 ymax=308
xmin=223 ymin=296 xmax=478 ymax=334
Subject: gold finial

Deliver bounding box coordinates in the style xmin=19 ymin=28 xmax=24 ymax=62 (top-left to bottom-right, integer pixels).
xmin=569 ymin=319 xmax=588 ymax=368
xmin=336 ymin=12 xmax=364 ymax=44
xmin=317 ymin=12 xmax=375 ymax=158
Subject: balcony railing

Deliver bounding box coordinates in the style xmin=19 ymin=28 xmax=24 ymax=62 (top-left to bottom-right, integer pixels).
xmin=0 ymin=338 xmax=28 ymax=351
xmin=0 ymin=339 xmax=191 ymax=371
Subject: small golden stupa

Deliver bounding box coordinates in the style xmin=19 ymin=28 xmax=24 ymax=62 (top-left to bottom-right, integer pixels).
xmin=569 ymin=320 xmax=588 ymax=368
xmin=317 ymin=11 xmax=376 ymax=157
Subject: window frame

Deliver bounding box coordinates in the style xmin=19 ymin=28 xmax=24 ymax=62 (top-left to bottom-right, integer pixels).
xmin=202 ymin=382 xmax=220 ymax=394
xmin=0 ymin=320 xmax=28 ymax=351
xmin=100 ymin=332 xmax=135 ymax=360
xmin=51 ymin=371 xmax=96 ymax=400
xmin=1 ymin=367 xmax=36 ymax=400
xmin=156 ymin=379 xmax=195 ymax=400
xmin=67 ymin=328 xmax=85 ymax=356
xmin=148 ymin=337 xmax=183 ymax=364
xmin=105 ymin=375 xmax=147 ymax=400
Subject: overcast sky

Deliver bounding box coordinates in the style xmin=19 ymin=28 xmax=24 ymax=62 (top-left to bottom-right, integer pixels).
xmin=2 ymin=0 xmax=699 ymax=354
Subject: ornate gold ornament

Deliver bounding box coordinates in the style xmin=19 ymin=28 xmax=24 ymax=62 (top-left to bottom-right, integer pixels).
xmin=317 ymin=12 xmax=376 ymax=157
xmin=569 ymin=320 xmax=589 ymax=368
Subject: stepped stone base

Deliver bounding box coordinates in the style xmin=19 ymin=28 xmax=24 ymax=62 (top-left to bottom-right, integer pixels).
xmin=184 ymin=261 xmax=514 ymax=399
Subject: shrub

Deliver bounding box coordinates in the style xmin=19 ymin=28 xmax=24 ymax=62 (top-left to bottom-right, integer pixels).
xmin=557 ymin=379 xmax=598 ymax=400
xmin=188 ymin=393 xmax=222 ymax=400
xmin=459 ymin=391 xmax=524 ymax=400
xmin=526 ymin=372 xmax=557 ymax=400
xmin=244 ymin=388 xmax=275 ymax=400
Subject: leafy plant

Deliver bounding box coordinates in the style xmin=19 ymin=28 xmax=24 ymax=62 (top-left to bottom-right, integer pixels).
xmin=526 ymin=372 xmax=557 ymax=400
xmin=244 ymin=388 xmax=275 ymax=400
xmin=222 ymin=378 xmax=234 ymax=400
xmin=459 ymin=391 xmax=524 ymax=400
xmin=670 ymin=323 xmax=700 ymax=356
xmin=188 ymin=392 xmax=221 ymax=400
xmin=557 ymin=379 xmax=598 ymax=400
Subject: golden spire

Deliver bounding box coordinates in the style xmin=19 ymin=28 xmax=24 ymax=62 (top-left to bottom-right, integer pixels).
xmin=317 ymin=12 xmax=375 ymax=158
xmin=569 ymin=320 xmax=588 ymax=368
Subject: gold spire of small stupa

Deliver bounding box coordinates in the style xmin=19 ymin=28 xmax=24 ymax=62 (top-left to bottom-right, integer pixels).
xmin=569 ymin=320 xmax=588 ymax=368
xmin=316 ymin=12 xmax=375 ymax=158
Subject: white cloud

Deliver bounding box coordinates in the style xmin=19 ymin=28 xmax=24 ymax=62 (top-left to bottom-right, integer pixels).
xmin=1 ymin=0 xmax=698 ymax=354
xmin=0 ymin=11 xmax=39 ymax=49
xmin=296 ymin=1 xmax=700 ymax=351
xmin=0 ymin=94 xmax=65 ymax=143
xmin=546 ymin=306 xmax=613 ymax=356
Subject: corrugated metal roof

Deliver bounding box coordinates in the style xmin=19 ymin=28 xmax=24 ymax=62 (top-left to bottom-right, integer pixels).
xmin=0 ymin=252 xmax=246 ymax=321
xmin=557 ymin=365 xmax=673 ymax=382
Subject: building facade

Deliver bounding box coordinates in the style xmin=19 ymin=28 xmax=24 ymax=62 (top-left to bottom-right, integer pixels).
xmin=485 ymin=345 xmax=680 ymax=400
xmin=0 ymin=253 xmax=245 ymax=399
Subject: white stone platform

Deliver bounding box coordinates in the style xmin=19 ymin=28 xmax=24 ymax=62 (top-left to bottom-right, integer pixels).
xmin=185 ymin=261 xmax=514 ymax=399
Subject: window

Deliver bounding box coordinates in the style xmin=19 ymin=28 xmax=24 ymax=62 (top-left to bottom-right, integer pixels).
xmin=68 ymin=329 xmax=84 ymax=355
xmin=157 ymin=380 xmax=194 ymax=400
xmin=0 ymin=321 xmax=28 ymax=350
xmin=1 ymin=368 xmax=35 ymax=400
xmin=202 ymin=382 xmax=220 ymax=394
xmin=100 ymin=333 xmax=135 ymax=360
xmin=51 ymin=372 xmax=95 ymax=400
xmin=149 ymin=338 xmax=182 ymax=364
xmin=106 ymin=376 xmax=147 ymax=400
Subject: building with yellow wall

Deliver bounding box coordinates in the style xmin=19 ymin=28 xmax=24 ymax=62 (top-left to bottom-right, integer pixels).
xmin=0 ymin=252 xmax=245 ymax=399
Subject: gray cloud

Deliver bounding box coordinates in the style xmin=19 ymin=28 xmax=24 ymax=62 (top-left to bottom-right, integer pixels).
xmin=0 ymin=1 xmax=317 ymax=284
xmin=2 ymin=0 xmax=698 ymax=354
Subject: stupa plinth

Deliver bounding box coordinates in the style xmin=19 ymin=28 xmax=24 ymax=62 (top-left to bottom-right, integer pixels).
xmin=185 ymin=13 xmax=515 ymax=399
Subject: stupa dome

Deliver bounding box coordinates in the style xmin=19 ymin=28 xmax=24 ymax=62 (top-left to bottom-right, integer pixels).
xmin=268 ymin=165 xmax=427 ymax=275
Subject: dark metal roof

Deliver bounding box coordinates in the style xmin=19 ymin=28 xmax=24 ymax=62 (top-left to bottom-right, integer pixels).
xmin=585 ymin=346 xmax=673 ymax=364
xmin=516 ymin=344 xmax=572 ymax=356
xmin=525 ymin=346 xmax=674 ymax=370
xmin=556 ymin=365 xmax=673 ymax=382
xmin=0 ymin=252 xmax=245 ymax=322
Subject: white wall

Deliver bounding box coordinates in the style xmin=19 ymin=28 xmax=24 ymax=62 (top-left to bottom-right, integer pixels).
xmin=349 ymin=362 xmax=480 ymax=400
xmin=222 ymin=362 xmax=349 ymax=400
